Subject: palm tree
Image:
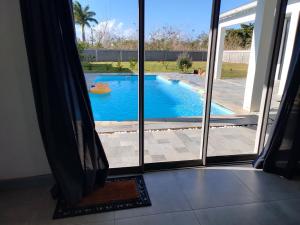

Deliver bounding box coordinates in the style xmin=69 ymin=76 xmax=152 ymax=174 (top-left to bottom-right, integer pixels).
xmin=73 ymin=1 xmax=98 ymax=42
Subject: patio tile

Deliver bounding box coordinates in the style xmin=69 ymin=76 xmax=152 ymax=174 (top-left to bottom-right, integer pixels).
xmin=101 ymin=125 xmax=259 ymax=168
xmin=151 ymin=155 xmax=167 ymax=162
xmin=94 ymin=75 xmax=279 ymax=168
xmin=157 ymin=139 xmax=170 ymax=144
xmin=175 ymin=132 xmax=193 ymax=143
xmin=175 ymin=147 xmax=189 ymax=153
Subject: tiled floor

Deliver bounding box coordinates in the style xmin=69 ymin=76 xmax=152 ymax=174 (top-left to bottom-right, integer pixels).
xmin=2 ymin=167 xmax=300 ymax=225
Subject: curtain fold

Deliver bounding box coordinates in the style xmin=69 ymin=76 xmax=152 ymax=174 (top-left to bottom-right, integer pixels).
xmin=253 ymin=18 xmax=300 ymax=179
xmin=19 ymin=0 xmax=109 ymax=204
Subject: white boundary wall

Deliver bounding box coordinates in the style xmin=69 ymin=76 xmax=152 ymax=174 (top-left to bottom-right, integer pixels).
xmin=223 ymin=50 xmax=250 ymax=64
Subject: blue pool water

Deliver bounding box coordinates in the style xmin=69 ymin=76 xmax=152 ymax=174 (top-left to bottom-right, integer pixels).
xmin=88 ymin=75 xmax=233 ymax=121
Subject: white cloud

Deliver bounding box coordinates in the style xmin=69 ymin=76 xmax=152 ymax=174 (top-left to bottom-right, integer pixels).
xmin=75 ymin=19 xmax=137 ymax=42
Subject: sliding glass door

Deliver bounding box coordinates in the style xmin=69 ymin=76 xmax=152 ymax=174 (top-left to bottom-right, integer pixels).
xmin=143 ymin=0 xmax=212 ymax=165
xmin=202 ymin=0 xmax=288 ymax=163
xmin=75 ymin=0 xmax=140 ymax=169
xmin=75 ymin=0 xmax=288 ymax=171
xmin=206 ymin=0 xmax=258 ymax=159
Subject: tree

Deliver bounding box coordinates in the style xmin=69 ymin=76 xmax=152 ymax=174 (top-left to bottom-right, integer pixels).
xmin=225 ymin=29 xmax=244 ymax=50
xmin=147 ymin=26 xmax=182 ymax=50
xmin=76 ymin=41 xmax=90 ymax=60
xmin=197 ymin=32 xmax=209 ymax=50
xmin=73 ymin=1 xmax=98 ymax=42
xmin=240 ymin=23 xmax=254 ymax=48
xmin=224 ymin=23 xmax=254 ymax=50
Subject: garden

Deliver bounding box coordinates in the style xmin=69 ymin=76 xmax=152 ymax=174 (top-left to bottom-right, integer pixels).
xmin=73 ymin=1 xmax=250 ymax=79
xmin=81 ymin=59 xmax=248 ymax=79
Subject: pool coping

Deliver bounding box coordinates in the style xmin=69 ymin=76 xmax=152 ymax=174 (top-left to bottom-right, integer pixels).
xmin=94 ymin=114 xmax=266 ymax=134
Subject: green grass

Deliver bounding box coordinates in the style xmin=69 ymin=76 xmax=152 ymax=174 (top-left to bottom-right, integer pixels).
xmin=82 ymin=61 xmax=248 ymax=79
xmin=220 ymin=63 xmax=249 ymax=78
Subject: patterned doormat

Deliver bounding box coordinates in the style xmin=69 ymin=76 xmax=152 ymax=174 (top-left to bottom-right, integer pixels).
xmin=53 ymin=175 xmax=151 ymax=219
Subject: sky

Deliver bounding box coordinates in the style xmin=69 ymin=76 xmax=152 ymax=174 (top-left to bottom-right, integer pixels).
xmin=76 ymin=0 xmax=253 ymax=40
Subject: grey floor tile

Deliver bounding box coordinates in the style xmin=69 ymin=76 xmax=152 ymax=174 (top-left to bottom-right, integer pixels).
xmin=3 ymin=167 xmax=300 ymax=225
xmin=26 ymin=187 xmax=115 ymax=225
xmin=0 ymin=188 xmax=47 ymax=224
xmin=0 ymin=187 xmax=49 ymax=207
xmin=31 ymin=209 xmax=115 ymax=225
xmin=265 ymin=198 xmax=300 ymax=225
xmin=0 ymin=203 xmax=35 ymax=224
xmin=79 ymin=222 xmax=115 ymax=225
xmin=195 ymin=202 xmax=276 ymax=225
xmin=33 ymin=219 xmax=115 ymax=225
xmin=195 ymin=199 xmax=300 ymax=225
xmin=232 ymin=170 xmax=300 ymax=201
xmin=115 ymin=171 xmax=191 ymax=219
xmin=0 ymin=222 xmax=30 ymax=225
xmin=116 ymin=211 xmax=199 ymax=225
xmin=174 ymin=168 xmax=259 ymax=209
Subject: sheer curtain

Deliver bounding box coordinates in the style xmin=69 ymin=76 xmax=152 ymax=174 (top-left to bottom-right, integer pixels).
xmin=254 ymin=18 xmax=300 ymax=179
xmin=20 ymin=0 xmax=109 ymax=204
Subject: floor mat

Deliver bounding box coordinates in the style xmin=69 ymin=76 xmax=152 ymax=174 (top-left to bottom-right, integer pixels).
xmin=53 ymin=175 xmax=151 ymax=219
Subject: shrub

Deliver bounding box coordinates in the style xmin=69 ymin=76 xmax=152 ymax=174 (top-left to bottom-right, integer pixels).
xmin=129 ymin=58 xmax=137 ymax=70
xmin=105 ymin=64 xmax=112 ymax=72
xmin=161 ymin=60 xmax=169 ymax=70
xmin=84 ymin=55 xmax=95 ymax=70
xmin=86 ymin=61 xmax=92 ymax=70
xmin=77 ymin=41 xmax=90 ymax=61
xmin=116 ymin=61 xmax=123 ymax=71
xmin=177 ymin=53 xmax=192 ymax=73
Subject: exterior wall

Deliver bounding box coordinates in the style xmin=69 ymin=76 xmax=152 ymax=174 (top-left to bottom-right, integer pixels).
xmin=214 ymin=9 xmax=256 ymax=79
xmin=223 ymin=50 xmax=250 ymax=64
xmin=243 ymin=0 xmax=278 ymax=112
xmin=278 ymin=0 xmax=300 ymax=95
xmin=83 ymin=49 xmax=208 ymax=62
xmin=83 ymin=49 xmax=249 ymax=64
xmin=0 ymin=0 xmax=50 ymax=180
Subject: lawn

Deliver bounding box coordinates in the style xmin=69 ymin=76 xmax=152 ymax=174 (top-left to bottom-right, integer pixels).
xmin=82 ymin=61 xmax=248 ymax=79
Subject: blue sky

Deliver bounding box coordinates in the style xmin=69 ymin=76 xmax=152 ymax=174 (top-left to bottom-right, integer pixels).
xmin=76 ymin=0 xmax=253 ymax=40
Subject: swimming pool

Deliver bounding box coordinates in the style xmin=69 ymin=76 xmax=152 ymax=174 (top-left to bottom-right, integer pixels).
xmin=88 ymin=75 xmax=233 ymax=121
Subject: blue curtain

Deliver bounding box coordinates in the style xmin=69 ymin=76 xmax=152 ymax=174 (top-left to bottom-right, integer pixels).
xmin=254 ymin=19 xmax=300 ymax=179
xmin=19 ymin=0 xmax=109 ymax=204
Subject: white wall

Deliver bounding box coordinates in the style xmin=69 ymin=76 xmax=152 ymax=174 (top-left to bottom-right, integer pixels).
xmin=243 ymin=0 xmax=278 ymax=112
xmin=278 ymin=0 xmax=300 ymax=95
xmin=0 ymin=0 xmax=50 ymax=180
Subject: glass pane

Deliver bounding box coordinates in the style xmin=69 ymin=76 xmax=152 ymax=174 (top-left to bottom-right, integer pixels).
xmin=207 ymin=0 xmax=258 ymax=157
xmin=144 ymin=0 xmax=212 ymax=163
xmin=74 ymin=0 xmax=139 ymax=168
xmin=265 ymin=7 xmax=294 ymax=144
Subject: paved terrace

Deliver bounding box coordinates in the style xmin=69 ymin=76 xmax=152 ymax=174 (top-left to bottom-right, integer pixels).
xmin=85 ymin=73 xmax=281 ymax=168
